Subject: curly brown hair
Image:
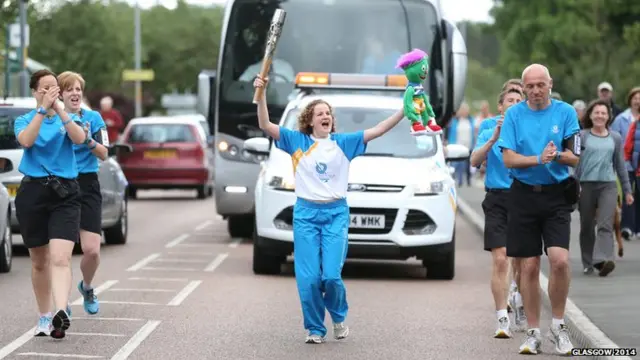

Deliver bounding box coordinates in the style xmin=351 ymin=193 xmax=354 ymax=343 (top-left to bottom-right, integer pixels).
xmin=297 ymin=99 xmax=336 ymax=135
xmin=581 ymin=99 xmax=612 ymax=129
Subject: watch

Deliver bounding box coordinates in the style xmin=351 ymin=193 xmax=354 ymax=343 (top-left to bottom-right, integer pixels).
xmin=37 ymin=107 xmax=47 ymax=115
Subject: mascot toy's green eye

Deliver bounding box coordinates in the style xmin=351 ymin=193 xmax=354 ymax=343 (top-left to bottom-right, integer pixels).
xmin=395 ymin=49 xmax=442 ymax=136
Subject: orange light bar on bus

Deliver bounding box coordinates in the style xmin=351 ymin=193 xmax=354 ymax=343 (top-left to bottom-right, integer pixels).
xmin=294 ymin=72 xmax=407 ymax=90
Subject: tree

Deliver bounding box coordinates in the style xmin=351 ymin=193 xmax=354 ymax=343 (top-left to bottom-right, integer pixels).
xmin=489 ymin=0 xmax=640 ymax=104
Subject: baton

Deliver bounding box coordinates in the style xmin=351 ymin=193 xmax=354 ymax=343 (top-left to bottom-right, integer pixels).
xmin=252 ymin=9 xmax=287 ymax=104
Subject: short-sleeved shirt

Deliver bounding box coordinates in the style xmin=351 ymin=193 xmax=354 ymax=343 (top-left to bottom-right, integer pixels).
xmin=474 ymin=128 xmax=512 ymax=189
xmin=14 ymin=110 xmax=80 ymax=179
xmin=477 ymin=116 xmax=498 ymax=135
xmin=274 ymin=127 xmax=367 ymax=201
xmin=498 ymin=99 xmax=580 ymax=185
xmin=74 ymin=109 xmax=108 ymax=174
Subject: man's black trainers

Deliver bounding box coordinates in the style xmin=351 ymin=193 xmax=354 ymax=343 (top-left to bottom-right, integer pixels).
xmin=51 ymin=309 xmax=70 ymax=339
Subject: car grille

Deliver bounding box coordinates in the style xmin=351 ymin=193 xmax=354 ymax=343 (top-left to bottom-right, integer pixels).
xmin=274 ymin=206 xmax=397 ymax=234
xmin=347 ymin=184 xmax=404 ymax=193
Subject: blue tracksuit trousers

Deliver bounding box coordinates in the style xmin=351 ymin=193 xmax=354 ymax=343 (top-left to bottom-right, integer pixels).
xmin=293 ymin=197 xmax=349 ymax=337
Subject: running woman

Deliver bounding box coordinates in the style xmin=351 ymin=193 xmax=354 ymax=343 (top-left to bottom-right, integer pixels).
xmin=58 ymin=71 xmax=109 ymax=315
xmin=253 ymin=75 xmax=405 ymax=344
xmin=14 ymin=70 xmax=87 ymax=339
xmin=470 ymin=88 xmax=526 ymax=338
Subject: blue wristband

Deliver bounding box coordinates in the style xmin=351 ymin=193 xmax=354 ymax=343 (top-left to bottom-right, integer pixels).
xmin=536 ymin=155 xmax=541 ymax=164
xmin=88 ymin=140 xmax=97 ymax=149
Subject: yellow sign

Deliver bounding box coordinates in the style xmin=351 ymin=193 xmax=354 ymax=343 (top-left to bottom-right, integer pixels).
xmin=6 ymin=184 xmax=18 ymax=198
xmin=122 ymin=69 xmax=155 ymax=82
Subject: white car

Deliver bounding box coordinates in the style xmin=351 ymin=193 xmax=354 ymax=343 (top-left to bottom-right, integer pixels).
xmin=245 ymin=84 xmax=470 ymax=280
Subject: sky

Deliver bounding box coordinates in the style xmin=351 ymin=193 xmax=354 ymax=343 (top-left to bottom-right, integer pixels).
xmin=131 ymin=0 xmax=494 ymax=23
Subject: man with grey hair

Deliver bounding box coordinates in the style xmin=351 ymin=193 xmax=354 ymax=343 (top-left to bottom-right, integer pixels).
xmin=498 ymin=63 xmax=579 ymax=355
xmin=597 ymin=82 xmax=622 ymax=118
xmin=572 ymin=100 xmax=586 ymax=123
xmin=99 ymin=96 xmax=124 ymax=143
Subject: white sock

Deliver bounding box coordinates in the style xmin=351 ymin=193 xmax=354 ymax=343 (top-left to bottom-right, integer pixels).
xmin=529 ymin=327 xmax=540 ymax=335
xmin=497 ymin=309 xmax=508 ymax=319
xmin=40 ymin=312 xmax=52 ymax=318
xmin=510 ymin=280 xmax=517 ymax=291
xmin=514 ymin=292 xmax=523 ymax=307
xmin=82 ymin=281 xmax=92 ymax=291
xmin=552 ymin=318 xmax=564 ymax=327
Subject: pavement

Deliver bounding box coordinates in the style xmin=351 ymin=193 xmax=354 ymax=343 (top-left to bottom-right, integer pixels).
xmin=456 ymin=184 xmax=640 ymax=359
xmin=0 ymin=189 xmax=570 ymax=360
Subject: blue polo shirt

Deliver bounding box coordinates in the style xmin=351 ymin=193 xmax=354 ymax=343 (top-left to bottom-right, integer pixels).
xmin=74 ymin=109 xmax=107 ymax=174
xmin=14 ymin=110 xmax=80 ymax=179
xmin=498 ymin=99 xmax=580 ymax=185
xmin=477 ymin=116 xmax=498 ymax=135
xmin=475 ymin=128 xmax=512 ymax=189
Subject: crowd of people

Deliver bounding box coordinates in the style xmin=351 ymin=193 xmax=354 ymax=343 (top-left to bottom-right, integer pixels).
xmin=469 ymin=64 xmax=639 ymax=355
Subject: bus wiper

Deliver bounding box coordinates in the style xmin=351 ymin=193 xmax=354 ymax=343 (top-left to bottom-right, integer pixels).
xmin=361 ymin=153 xmax=395 ymax=157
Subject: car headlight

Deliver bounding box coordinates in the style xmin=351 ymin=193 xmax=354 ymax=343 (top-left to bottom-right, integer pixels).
xmin=414 ymin=181 xmax=445 ymax=195
xmin=268 ymin=176 xmax=295 ymax=190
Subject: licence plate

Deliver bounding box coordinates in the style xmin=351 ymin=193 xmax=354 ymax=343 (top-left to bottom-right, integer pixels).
xmin=143 ymin=149 xmax=177 ymax=159
xmin=349 ymin=214 xmax=385 ymax=229
xmin=5 ymin=184 xmax=17 ymax=198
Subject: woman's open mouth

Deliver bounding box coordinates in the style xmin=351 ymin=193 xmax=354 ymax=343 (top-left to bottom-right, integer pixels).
xmin=70 ymin=97 xmax=80 ymax=106
xmin=321 ymin=120 xmax=331 ymax=130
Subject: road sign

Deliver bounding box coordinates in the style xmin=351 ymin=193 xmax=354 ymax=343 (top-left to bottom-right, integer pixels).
xmin=8 ymin=23 xmax=29 ymax=48
xmin=122 ymin=69 xmax=155 ymax=82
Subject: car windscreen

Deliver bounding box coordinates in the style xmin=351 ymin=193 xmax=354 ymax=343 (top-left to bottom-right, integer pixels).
xmin=0 ymin=107 xmax=31 ymax=149
xmin=127 ymin=124 xmax=196 ymax=143
xmin=283 ymin=107 xmax=438 ymax=159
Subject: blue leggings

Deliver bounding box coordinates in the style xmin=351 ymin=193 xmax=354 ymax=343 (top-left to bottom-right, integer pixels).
xmin=293 ymin=197 xmax=349 ymax=337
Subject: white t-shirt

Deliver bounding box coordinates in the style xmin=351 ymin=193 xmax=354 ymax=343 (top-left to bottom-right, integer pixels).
xmin=456 ymin=118 xmax=473 ymax=149
xmin=274 ymin=127 xmax=367 ymax=201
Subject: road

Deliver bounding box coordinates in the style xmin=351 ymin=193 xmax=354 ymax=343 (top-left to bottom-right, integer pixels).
xmin=0 ymin=191 xmax=561 ymax=360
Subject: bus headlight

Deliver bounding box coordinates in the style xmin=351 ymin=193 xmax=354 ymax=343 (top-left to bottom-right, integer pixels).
xmin=414 ymin=181 xmax=445 ymax=195
xmin=268 ymin=176 xmax=295 ymax=191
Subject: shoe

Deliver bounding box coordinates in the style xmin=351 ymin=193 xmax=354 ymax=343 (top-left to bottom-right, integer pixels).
xmin=519 ymin=329 xmax=542 ymax=354
xmin=51 ymin=309 xmax=71 ymax=339
xmin=514 ymin=305 xmax=527 ymax=332
xmin=78 ymin=281 xmax=99 ymax=315
xmin=305 ymin=333 xmax=326 ymax=344
xmin=621 ymin=228 xmax=632 ymax=241
xmin=494 ymin=316 xmax=511 ymax=338
xmin=66 ymin=304 xmax=72 ymax=319
xmin=333 ymin=322 xmax=349 ymax=340
xmin=598 ymin=261 xmax=615 ymax=277
xmin=34 ymin=314 xmax=52 ymax=337
xmin=548 ymin=324 xmax=574 ymax=355
xmin=583 ymin=267 xmax=594 ymax=275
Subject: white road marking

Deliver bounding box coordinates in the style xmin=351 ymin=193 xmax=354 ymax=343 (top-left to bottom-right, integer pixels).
xmin=166 ymin=251 xmax=215 ymax=256
xmin=170 ymin=243 xmax=215 ymax=248
xmin=167 ymin=280 xmax=203 ymax=306
xmin=228 ymin=238 xmax=242 ymax=248
xmin=66 ymin=332 xmax=126 ymax=337
xmin=71 ymin=280 xmax=118 ymax=306
xmin=126 ymin=253 xmax=161 ymax=272
xmin=128 ymin=277 xmax=189 ymax=282
xmin=194 ymin=219 xmax=213 ymax=231
xmin=140 ymin=266 xmax=200 ymax=272
xmin=72 ymin=317 xmax=144 ymax=321
xmin=0 ymin=327 xmax=36 ymax=359
xmin=109 ymin=288 xmax=176 ymax=292
xmin=98 ymin=301 xmax=161 ymax=306
xmin=16 ymin=353 xmax=103 ymax=359
xmin=457 ymin=197 xmax=634 ymax=360
xmin=110 ymin=320 xmax=161 ymax=360
xmin=204 ymin=253 xmax=229 ymax=272
xmin=164 ymin=233 xmax=190 ymax=248
xmin=155 ymin=258 xmax=209 ymax=263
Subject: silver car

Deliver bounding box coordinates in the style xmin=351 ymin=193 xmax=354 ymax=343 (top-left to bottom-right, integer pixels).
xmin=0 ymin=98 xmax=131 ymax=246
xmin=0 ymin=181 xmax=12 ymax=273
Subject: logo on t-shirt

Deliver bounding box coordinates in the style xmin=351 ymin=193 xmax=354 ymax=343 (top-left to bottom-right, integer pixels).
xmin=551 ymin=125 xmax=559 ymax=134
xmin=315 ymin=162 xmax=333 ymax=183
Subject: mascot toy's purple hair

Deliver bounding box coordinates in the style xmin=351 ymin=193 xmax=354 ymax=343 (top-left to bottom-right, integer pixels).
xmin=396 ymin=49 xmax=442 ymax=136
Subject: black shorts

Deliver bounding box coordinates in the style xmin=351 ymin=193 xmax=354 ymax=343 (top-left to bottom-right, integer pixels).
xmin=78 ymin=172 xmax=102 ymax=234
xmin=15 ymin=176 xmax=81 ymax=249
xmin=506 ymin=179 xmax=572 ymax=258
xmin=482 ymin=189 xmax=510 ymax=251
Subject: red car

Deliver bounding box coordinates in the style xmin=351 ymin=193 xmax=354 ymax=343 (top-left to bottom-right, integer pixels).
xmin=116 ymin=115 xmax=215 ymax=199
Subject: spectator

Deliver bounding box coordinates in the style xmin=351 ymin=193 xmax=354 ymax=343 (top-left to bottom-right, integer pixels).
xmin=572 ymin=100 xmax=586 ymax=124
xmin=618 ymin=87 xmax=640 ymax=239
xmin=99 ymin=96 xmax=124 ymax=143
xmin=597 ymin=82 xmax=623 ymax=118
xmin=475 ymin=100 xmax=494 ymax=135
xmin=447 ymin=102 xmax=476 ymax=186
xmin=575 ymin=99 xmax=632 ymax=277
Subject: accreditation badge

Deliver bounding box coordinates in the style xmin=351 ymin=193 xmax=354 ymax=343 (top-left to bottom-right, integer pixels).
xmin=101 ymin=128 xmax=110 ymax=147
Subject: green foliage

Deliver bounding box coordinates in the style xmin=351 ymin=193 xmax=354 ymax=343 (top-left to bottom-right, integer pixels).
xmin=2 ymin=0 xmax=223 ymax=112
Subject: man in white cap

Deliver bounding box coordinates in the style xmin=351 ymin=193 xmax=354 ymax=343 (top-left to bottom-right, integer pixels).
xmin=597 ymin=82 xmax=623 ymax=118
